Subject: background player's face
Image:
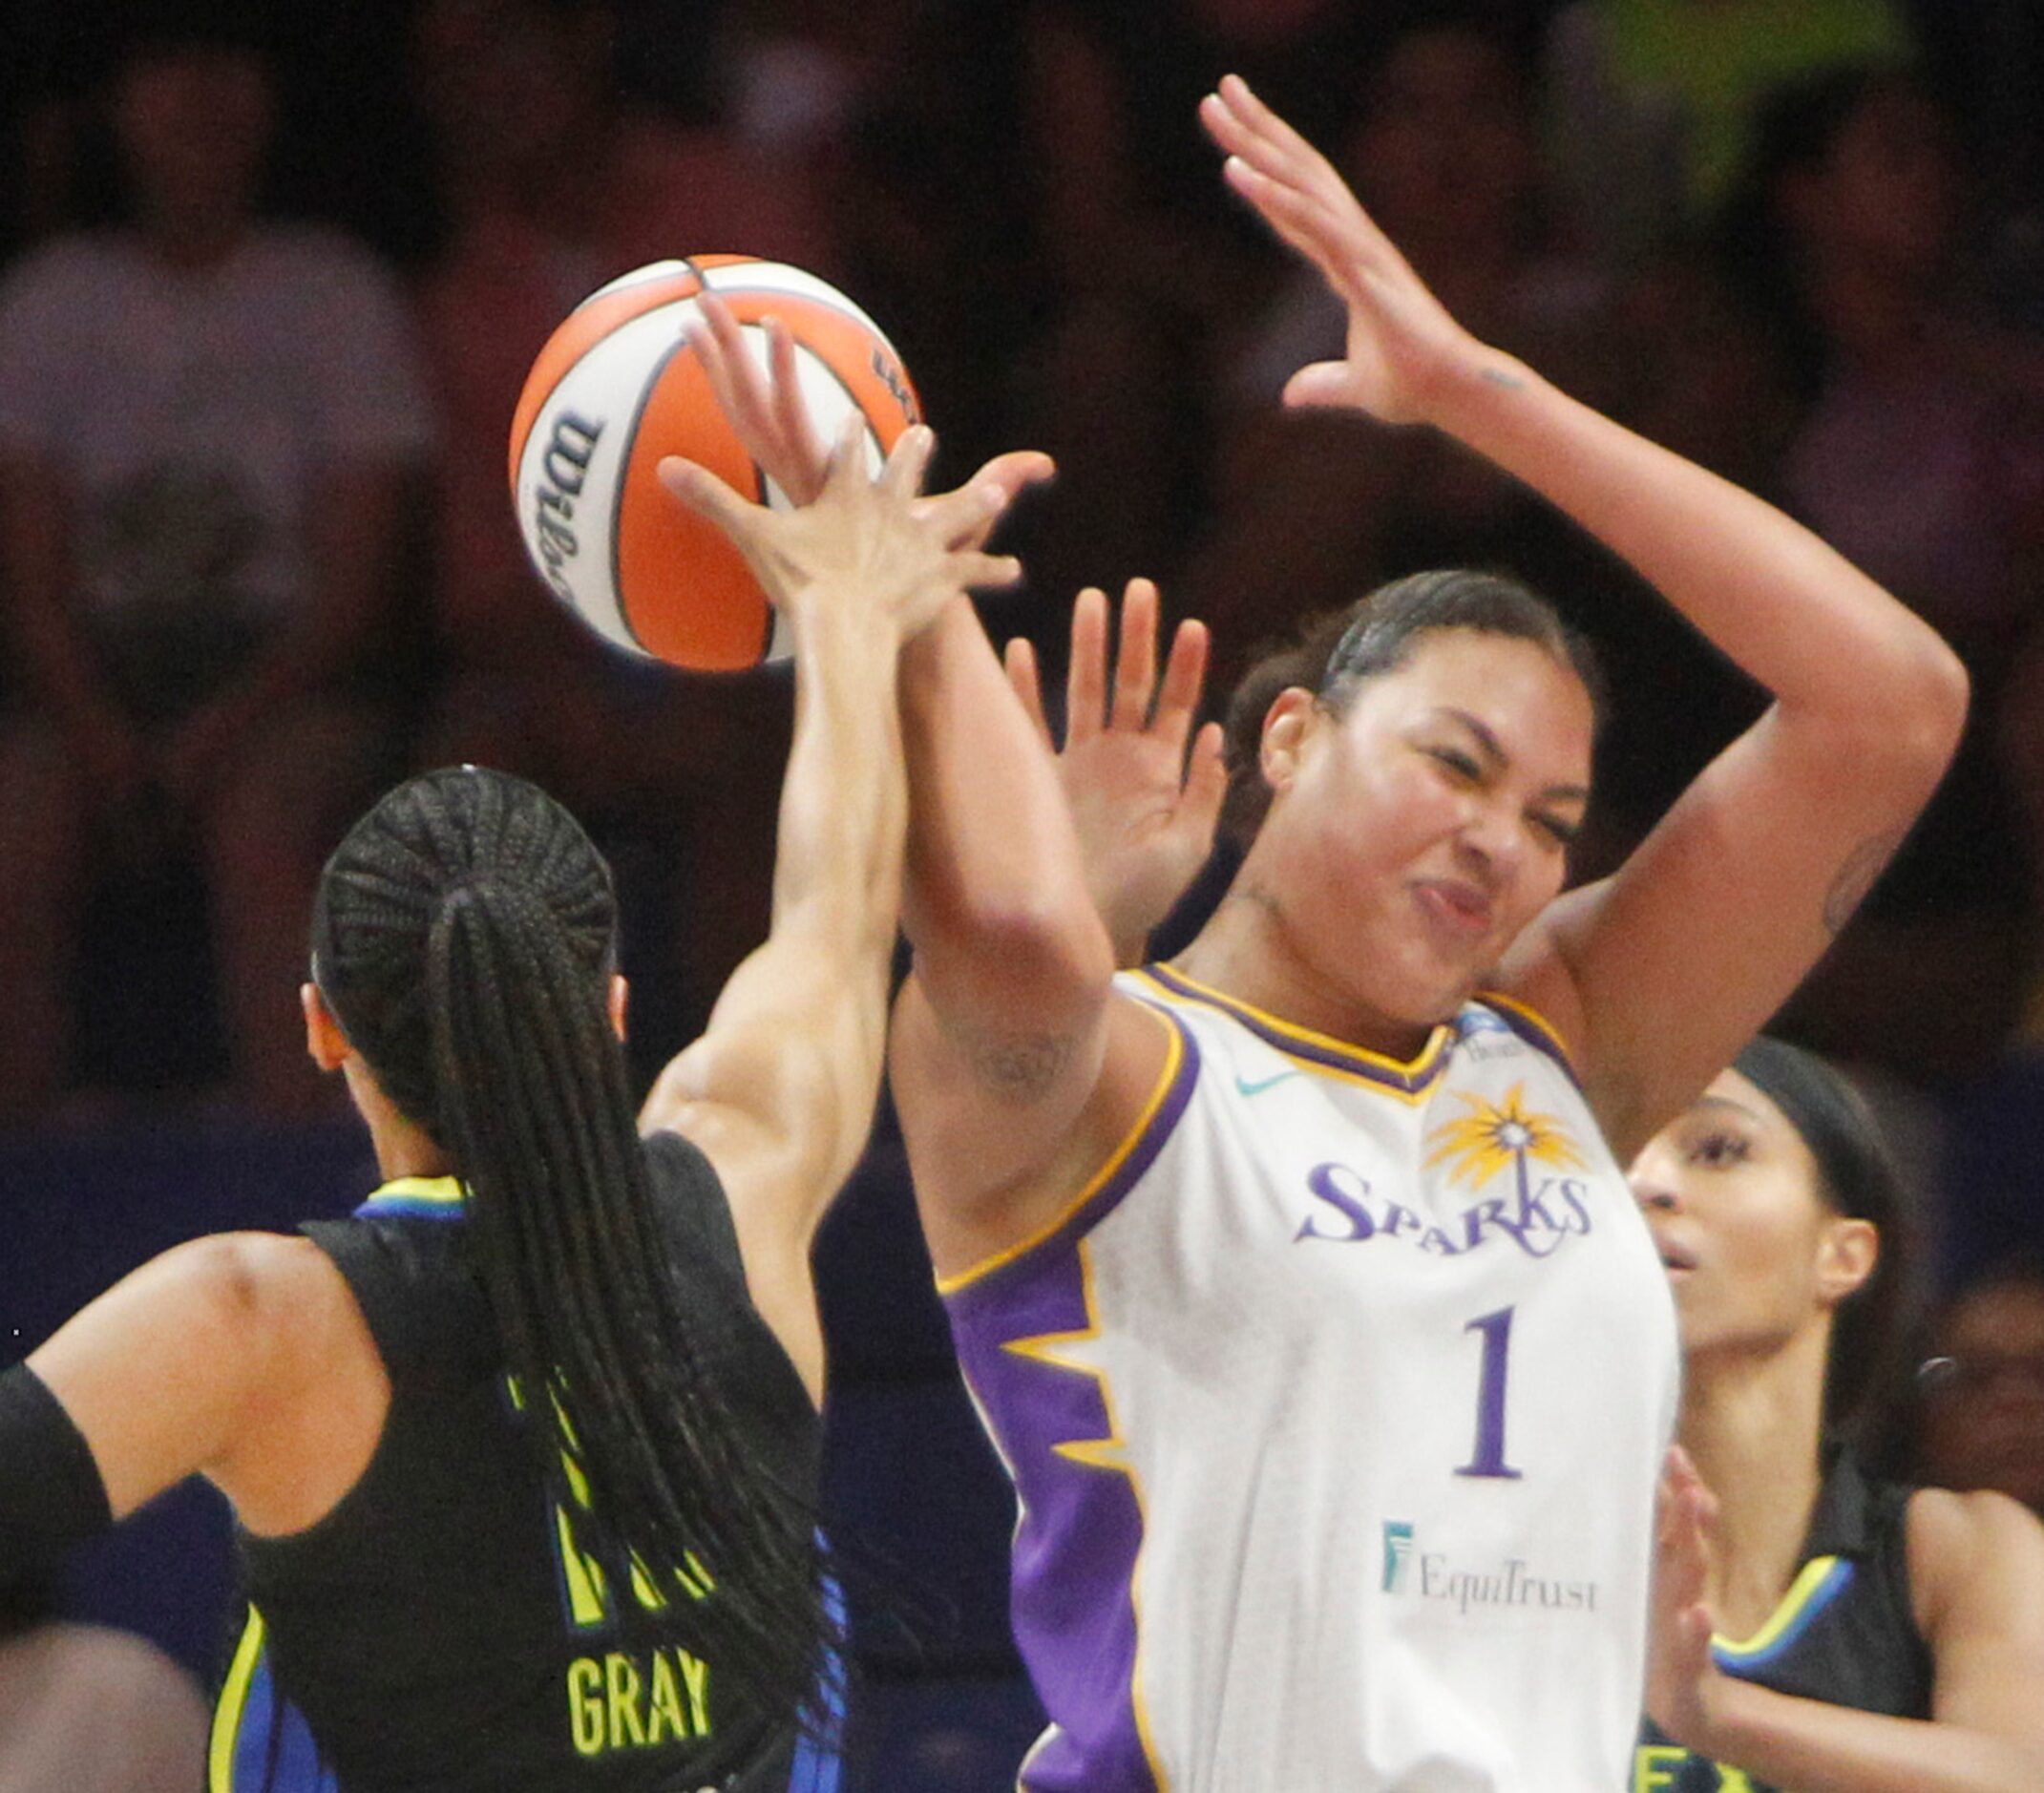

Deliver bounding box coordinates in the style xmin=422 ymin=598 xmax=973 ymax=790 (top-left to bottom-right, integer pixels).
xmin=1258 ymin=630 xmax=1591 ymax=1027
xmin=1628 ymin=1070 xmax=1874 ymax=1363
xmin=114 ymin=45 xmax=275 ymax=234
xmin=1917 ymin=1277 xmax=2044 ymax=1514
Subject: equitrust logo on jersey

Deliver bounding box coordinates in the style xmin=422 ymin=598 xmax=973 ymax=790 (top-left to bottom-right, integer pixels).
xmin=1377 ymin=1522 xmax=1600 ymax=1616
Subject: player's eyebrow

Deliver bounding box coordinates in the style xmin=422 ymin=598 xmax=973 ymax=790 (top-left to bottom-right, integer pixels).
xmin=1434 ymin=707 xmax=1590 ymax=806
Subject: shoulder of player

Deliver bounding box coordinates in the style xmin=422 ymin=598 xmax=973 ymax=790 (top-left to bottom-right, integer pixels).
xmin=167 ymin=1230 xmax=368 ymax=1378
xmin=1905 ymin=1485 xmax=2044 ymax=1639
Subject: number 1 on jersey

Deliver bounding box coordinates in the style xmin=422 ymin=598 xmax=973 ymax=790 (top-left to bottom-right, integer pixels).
xmin=1455 ymin=1306 xmax=1522 ymax=1480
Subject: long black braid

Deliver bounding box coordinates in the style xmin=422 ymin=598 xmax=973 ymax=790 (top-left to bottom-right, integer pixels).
xmin=309 ymin=766 xmax=832 ymax=1752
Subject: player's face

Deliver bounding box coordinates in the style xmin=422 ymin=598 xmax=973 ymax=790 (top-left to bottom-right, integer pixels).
xmin=1260 ymin=631 xmax=1592 ymax=1027
xmin=1628 ymin=1071 xmax=1862 ymax=1360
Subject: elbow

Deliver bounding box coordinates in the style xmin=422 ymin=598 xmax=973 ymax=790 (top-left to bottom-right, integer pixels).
xmin=1892 ymin=631 xmax=1970 ymax=775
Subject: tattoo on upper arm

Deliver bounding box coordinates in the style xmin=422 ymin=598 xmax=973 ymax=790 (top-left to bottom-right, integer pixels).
xmin=957 ymin=1023 xmax=1079 ymax=1107
xmin=1824 ymin=832 xmax=1906 ymax=936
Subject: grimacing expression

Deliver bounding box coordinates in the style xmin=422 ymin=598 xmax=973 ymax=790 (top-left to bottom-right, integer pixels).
xmin=1629 ymin=1070 xmax=1875 ymax=1359
xmin=1258 ymin=630 xmax=1593 ymax=1027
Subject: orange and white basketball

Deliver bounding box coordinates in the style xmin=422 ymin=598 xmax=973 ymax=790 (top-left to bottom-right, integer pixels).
xmin=508 ymin=255 xmax=921 ymax=671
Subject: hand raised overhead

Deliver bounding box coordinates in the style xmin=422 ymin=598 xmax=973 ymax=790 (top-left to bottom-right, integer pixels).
xmin=1200 ymin=73 xmax=1485 ymax=424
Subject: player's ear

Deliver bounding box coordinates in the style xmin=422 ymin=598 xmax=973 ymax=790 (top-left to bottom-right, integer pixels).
xmin=608 ymin=974 xmax=629 ymax=1042
xmin=303 ymin=982 xmax=349 ymax=1072
xmin=1260 ymin=686 xmax=1318 ymax=797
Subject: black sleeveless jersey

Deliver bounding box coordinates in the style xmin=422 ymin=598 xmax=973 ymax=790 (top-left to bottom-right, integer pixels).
xmin=1633 ymin=1450 xmax=1933 ymax=1791
xmin=209 ymin=1132 xmax=826 ymax=1793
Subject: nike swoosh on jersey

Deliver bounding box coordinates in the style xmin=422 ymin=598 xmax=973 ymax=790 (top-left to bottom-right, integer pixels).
xmin=1235 ymin=1069 xmax=1303 ymax=1097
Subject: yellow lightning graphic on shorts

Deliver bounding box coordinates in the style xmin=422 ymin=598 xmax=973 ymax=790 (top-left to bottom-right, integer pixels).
xmin=1000 ymin=1243 xmax=1131 ymax=1473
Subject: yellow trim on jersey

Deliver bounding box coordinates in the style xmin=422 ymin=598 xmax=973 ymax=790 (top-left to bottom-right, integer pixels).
xmin=1711 ymin=1554 xmax=1844 ymax=1659
xmin=209 ymin=1605 xmax=267 ymax=1793
xmin=1133 ymin=966 xmax=1450 ymax=1105
xmin=363 ymin=1175 xmax=465 ymax=1209
xmin=935 ymin=1006 xmax=1184 ymax=1297
xmin=1470 ymin=987 xmax=1580 ymax=1078
xmin=1140 ymin=964 xmax=1451 ymax=1075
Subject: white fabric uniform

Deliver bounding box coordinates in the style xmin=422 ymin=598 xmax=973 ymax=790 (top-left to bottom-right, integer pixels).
xmin=940 ymin=966 xmax=1680 ymax=1792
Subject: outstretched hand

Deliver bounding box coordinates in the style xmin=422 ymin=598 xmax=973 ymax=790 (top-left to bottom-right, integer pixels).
xmin=659 ymin=420 xmax=1019 ymax=642
xmin=685 ymin=291 xmax=1054 ymax=551
xmin=1647 ymin=1445 xmax=1731 ymax=1752
xmin=1199 ymin=74 xmax=1483 ymax=424
xmin=1006 ymin=580 xmax=1226 ymax=966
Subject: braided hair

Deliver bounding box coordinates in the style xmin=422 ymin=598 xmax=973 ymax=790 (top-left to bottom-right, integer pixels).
xmin=309 ymin=766 xmax=832 ymax=1749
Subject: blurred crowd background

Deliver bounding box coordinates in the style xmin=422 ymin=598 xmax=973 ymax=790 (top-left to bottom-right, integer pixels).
xmin=6 ymin=0 xmax=2044 ymax=1784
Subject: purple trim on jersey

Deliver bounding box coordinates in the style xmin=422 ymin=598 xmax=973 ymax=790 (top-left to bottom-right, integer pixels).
xmin=1472 ymin=993 xmax=1583 ymax=1091
xmin=940 ymin=1023 xmax=1201 ymax=1792
xmin=1141 ymin=963 xmax=1451 ymax=1095
xmin=950 ymin=1266 xmax=1158 ymax=1793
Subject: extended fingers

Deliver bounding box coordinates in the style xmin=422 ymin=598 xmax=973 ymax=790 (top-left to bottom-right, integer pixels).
xmin=1004 ymin=637 xmax=1053 ymax=747
xmin=765 ymin=317 xmax=828 ymax=485
xmin=1153 ymin=617 xmax=1211 ymax=749
xmin=657 ymin=454 xmax=755 ymax=534
xmin=878 ymin=421 xmax=936 ymax=498
xmin=1066 ymin=588 xmax=1110 ymax=747
xmin=1110 ymin=580 xmax=1161 ymax=732
xmin=690 ymin=293 xmax=765 ymax=416
xmin=1181 ymin=720 xmax=1228 ymax=833
xmin=953 ymin=548 xmax=1022 ymax=591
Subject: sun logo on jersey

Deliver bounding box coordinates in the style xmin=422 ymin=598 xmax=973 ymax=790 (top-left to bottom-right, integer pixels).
xmin=1424 ymin=1085 xmax=1585 ymax=1192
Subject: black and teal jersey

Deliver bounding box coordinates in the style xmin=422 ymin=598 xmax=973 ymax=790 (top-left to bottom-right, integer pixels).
xmin=1633 ymin=1450 xmax=1932 ymax=1792
xmin=208 ymin=1131 xmax=837 ymax=1793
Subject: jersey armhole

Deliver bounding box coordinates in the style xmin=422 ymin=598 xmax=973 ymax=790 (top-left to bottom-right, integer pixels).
xmin=1473 ymin=987 xmax=1583 ymax=1085
xmin=936 ymin=1002 xmax=1199 ymax=1298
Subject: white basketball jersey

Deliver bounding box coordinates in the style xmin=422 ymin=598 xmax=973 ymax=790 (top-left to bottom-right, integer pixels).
xmin=939 ymin=966 xmax=1680 ymax=1792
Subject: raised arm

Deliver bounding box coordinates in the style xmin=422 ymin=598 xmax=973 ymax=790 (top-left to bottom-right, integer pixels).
xmin=637 ymin=423 xmax=1017 ymax=1397
xmin=668 ymin=294 xmax=1156 ymax=1280
xmin=1203 ymin=75 xmax=1968 ymax=1158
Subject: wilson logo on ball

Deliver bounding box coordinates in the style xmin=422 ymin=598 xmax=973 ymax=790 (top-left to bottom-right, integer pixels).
xmin=509 ymin=255 xmax=920 ymax=672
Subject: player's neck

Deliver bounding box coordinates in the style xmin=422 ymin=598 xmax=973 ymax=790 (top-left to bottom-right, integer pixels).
xmin=1679 ymin=1329 xmax=1830 ymax=1634
xmin=343 ymin=1057 xmax=455 ymax=1183
xmin=1177 ymin=876 xmax=1438 ymax=1064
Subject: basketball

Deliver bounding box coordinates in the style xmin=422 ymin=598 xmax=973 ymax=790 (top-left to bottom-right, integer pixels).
xmin=508 ymin=255 xmax=921 ymax=671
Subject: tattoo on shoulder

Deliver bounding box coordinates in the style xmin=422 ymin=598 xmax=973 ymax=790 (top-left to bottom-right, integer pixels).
xmin=1824 ymin=832 xmax=1906 ymax=936
xmin=959 ymin=1023 xmax=1079 ymax=1107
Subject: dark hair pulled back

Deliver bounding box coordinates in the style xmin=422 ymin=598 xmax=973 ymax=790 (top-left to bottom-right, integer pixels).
xmin=310 ymin=766 xmax=832 ymax=1751
xmin=1219 ymin=567 xmax=1606 ymax=842
xmin=1733 ymin=1036 xmax=1919 ymax=1435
